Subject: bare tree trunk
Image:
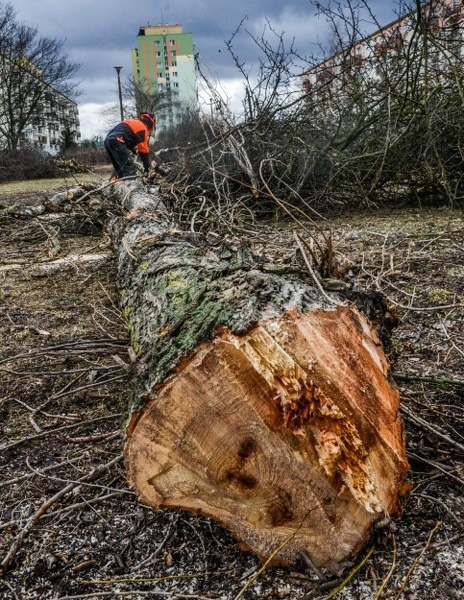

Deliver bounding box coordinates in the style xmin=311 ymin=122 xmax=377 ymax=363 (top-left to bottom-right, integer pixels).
xmin=108 ymin=182 xmax=408 ymax=570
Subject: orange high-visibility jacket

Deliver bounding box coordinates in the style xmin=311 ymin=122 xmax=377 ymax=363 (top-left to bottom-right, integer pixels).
xmin=108 ymin=119 xmax=150 ymax=153
xmin=106 ymin=119 xmax=152 ymax=169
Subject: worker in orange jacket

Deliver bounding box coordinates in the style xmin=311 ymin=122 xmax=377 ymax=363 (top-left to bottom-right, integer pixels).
xmin=104 ymin=113 xmax=156 ymax=180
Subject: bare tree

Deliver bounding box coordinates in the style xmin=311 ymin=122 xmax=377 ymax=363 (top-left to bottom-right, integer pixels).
xmin=0 ymin=1 xmax=80 ymax=150
xmin=121 ymin=75 xmax=172 ymax=117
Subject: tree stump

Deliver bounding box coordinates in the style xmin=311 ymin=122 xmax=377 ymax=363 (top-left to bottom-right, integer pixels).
xmin=108 ymin=182 xmax=408 ymax=569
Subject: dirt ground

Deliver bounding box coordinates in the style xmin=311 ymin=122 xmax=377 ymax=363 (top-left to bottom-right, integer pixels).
xmin=0 ymin=183 xmax=463 ymax=600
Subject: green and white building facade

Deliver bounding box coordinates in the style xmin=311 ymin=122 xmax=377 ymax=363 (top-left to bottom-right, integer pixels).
xmin=131 ymin=24 xmax=197 ymax=132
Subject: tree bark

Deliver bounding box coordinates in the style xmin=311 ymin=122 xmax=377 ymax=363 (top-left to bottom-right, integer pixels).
xmin=108 ymin=182 xmax=408 ymax=570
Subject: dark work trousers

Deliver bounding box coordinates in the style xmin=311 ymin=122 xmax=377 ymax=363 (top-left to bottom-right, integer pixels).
xmin=104 ymin=137 xmax=136 ymax=179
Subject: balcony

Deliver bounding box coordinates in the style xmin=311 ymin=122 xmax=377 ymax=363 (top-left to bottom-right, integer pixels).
xmin=344 ymin=54 xmax=363 ymax=68
xmin=374 ymin=33 xmax=404 ymax=56
xmin=316 ymin=69 xmax=334 ymax=84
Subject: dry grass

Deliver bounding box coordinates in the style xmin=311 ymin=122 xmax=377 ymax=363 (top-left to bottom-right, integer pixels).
xmin=0 ymin=168 xmax=112 ymax=195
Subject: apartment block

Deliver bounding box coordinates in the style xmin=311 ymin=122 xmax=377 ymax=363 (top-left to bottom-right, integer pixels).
xmin=22 ymin=91 xmax=80 ymax=154
xmin=131 ymin=24 xmax=197 ymax=132
xmin=302 ymin=0 xmax=464 ymax=91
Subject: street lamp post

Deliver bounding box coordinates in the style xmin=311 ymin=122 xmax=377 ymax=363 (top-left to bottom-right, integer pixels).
xmin=114 ymin=65 xmax=124 ymax=121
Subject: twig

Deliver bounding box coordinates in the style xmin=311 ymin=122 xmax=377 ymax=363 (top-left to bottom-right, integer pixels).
xmin=81 ymin=569 xmax=234 ymax=585
xmin=0 ymin=455 xmax=123 ymax=574
xmin=417 ymin=494 xmax=463 ymax=528
xmin=233 ymin=533 xmax=297 ymax=600
xmin=0 ymin=364 xmax=117 ymax=377
xmin=393 ymin=521 xmax=441 ymax=600
xmin=30 ymin=370 xmax=97 ymax=417
xmin=0 ymin=413 xmax=122 ymax=451
xmin=41 ymin=491 xmax=131 ymax=520
xmin=0 ymin=338 xmax=129 ymax=366
xmin=299 ymin=550 xmax=326 ymax=581
xmin=24 ymin=458 xmax=131 ymax=495
xmin=233 ymin=505 xmax=319 ymax=600
xmin=320 ymin=545 xmax=375 ymax=600
xmin=56 ymin=592 xmax=216 ymax=599
xmin=47 ymin=374 xmax=127 ymax=401
xmin=293 ymin=231 xmax=343 ymax=307
xmin=400 ymin=405 xmax=464 ymax=453
xmin=0 ymin=491 xmax=131 ymax=531
xmin=440 ymin=317 xmax=464 ymax=361
xmin=374 ymin=535 xmax=397 ymax=599
xmin=71 ymin=177 xmax=136 ymax=205
xmin=1 ymin=580 xmax=20 ymax=600
xmin=132 ymin=512 xmax=179 ymax=570
xmin=407 ymin=452 xmax=464 ymax=486
xmin=395 ymin=372 xmax=464 ymax=388
xmin=387 ymin=298 xmax=464 ymax=312
xmin=68 ymin=430 xmax=120 ymax=444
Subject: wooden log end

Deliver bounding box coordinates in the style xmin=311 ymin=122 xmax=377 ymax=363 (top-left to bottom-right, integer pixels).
xmin=125 ymin=306 xmax=409 ymax=569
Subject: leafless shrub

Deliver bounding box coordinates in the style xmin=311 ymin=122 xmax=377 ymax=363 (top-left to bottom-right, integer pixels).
xmin=63 ymin=144 xmax=108 ymax=166
xmin=0 ymin=147 xmax=59 ymax=182
xmin=157 ymin=0 xmax=464 ymax=227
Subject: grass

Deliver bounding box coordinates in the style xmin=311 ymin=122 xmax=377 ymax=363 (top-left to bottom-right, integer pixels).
xmin=0 ymin=167 xmax=112 ymax=195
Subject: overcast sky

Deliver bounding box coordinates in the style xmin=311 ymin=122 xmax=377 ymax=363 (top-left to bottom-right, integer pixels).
xmin=10 ymin=0 xmax=407 ymax=139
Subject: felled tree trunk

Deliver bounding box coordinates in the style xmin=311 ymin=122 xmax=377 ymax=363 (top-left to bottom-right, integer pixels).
xmin=107 ymin=182 xmax=408 ymax=570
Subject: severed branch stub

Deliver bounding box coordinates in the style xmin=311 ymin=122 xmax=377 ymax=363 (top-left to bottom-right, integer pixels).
xmin=105 ymin=181 xmax=409 ymax=571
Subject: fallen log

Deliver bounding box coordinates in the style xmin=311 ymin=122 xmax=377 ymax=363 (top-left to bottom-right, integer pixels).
xmin=107 ymin=182 xmax=408 ymax=570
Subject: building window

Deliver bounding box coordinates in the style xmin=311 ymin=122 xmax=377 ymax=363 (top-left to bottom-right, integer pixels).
xmin=155 ymin=40 xmax=161 ymax=46
xmin=173 ymin=82 xmax=179 ymax=88
xmin=157 ymin=62 xmax=162 ymax=68
xmin=172 ymin=60 xmax=177 ymax=67
xmin=156 ymin=51 xmax=161 ymax=57
xmin=171 ymin=50 xmax=177 ymax=57
xmin=172 ymin=71 xmax=178 ymax=77
xmin=157 ymin=73 xmax=163 ymax=78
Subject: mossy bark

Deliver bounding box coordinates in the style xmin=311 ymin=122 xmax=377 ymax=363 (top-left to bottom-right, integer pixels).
xmin=109 ymin=184 xmax=337 ymax=412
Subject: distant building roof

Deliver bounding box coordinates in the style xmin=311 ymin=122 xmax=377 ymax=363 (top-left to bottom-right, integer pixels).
xmin=138 ymin=24 xmax=185 ymax=36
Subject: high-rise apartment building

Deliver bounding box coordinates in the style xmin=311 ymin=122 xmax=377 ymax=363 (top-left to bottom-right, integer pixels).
xmin=0 ymin=55 xmax=80 ymax=154
xmin=131 ymin=24 xmax=197 ymax=133
xmin=22 ymin=91 xmax=80 ymax=154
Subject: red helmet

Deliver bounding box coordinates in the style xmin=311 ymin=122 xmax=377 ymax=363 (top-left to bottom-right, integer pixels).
xmin=140 ymin=113 xmax=155 ymax=130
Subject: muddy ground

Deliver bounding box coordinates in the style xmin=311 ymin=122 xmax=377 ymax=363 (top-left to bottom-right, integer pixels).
xmin=0 ymin=184 xmax=463 ymax=600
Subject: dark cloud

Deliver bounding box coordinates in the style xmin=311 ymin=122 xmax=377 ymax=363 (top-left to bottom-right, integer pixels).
xmin=10 ymin=0 xmax=400 ymax=137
